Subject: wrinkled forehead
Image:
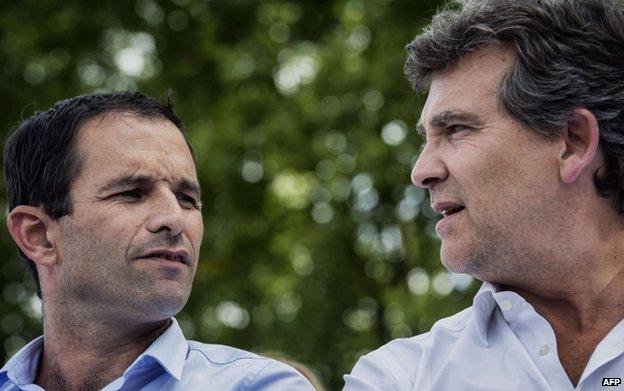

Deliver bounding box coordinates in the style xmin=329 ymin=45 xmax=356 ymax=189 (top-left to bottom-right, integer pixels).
xmin=420 ymin=47 xmax=516 ymax=125
xmin=73 ymin=112 xmax=198 ymax=187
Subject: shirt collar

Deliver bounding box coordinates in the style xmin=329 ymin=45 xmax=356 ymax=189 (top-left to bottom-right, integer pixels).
xmin=126 ymin=317 xmax=189 ymax=381
xmin=471 ymin=282 xmax=535 ymax=346
xmin=0 ymin=318 xmax=189 ymax=385
xmin=470 ymin=282 xmax=498 ymax=346
xmin=0 ymin=335 xmax=44 ymax=386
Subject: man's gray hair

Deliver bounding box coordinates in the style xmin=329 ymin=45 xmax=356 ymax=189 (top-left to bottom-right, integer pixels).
xmin=406 ymin=0 xmax=624 ymax=212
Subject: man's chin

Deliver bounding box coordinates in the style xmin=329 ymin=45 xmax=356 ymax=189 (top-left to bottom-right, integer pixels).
xmin=440 ymin=246 xmax=475 ymax=275
xmin=142 ymin=297 xmax=188 ymax=320
xmin=161 ymin=287 xmax=192 ymax=310
xmin=133 ymin=286 xmax=191 ymax=319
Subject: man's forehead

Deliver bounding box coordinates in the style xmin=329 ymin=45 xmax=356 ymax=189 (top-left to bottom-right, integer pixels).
xmin=416 ymin=48 xmax=514 ymax=136
xmin=77 ymin=112 xmax=186 ymax=149
xmin=74 ymin=112 xmax=198 ymax=185
xmin=428 ymin=47 xmax=514 ymax=95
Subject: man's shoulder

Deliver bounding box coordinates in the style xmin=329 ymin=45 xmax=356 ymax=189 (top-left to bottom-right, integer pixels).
xmin=180 ymin=341 xmax=315 ymax=390
xmin=344 ymin=306 xmax=476 ymax=390
xmin=375 ymin=305 xmax=473 ymax=355
xmin=185 ymin=340 xmax=267 ymax=365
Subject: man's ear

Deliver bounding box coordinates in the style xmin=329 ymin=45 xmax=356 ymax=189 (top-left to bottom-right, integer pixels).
xmin=7 ymin=205 xmax=59 ymax=267
xmin=559 ymin=108 xmax=601 ymax=184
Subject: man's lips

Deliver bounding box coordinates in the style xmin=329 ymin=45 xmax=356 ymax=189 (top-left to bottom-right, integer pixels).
xmin=136 ymin=249 xmax=191 ymax=265
xmin=435 ymin=207 xmax=465 ymax=236
xmin=432 ymin=201 xmax=465 ymax=217
xmin=431 ymin=199 xmax=466 ymax=237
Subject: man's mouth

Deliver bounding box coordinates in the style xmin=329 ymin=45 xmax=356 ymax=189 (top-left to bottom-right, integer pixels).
xmin=441 ymin=206 xmax=465 ymax=217
xmin=145 ymin=253 xmax=186 ymax=263
xmin=138 ymin=249 xmax=191 ymax=265
xmin=433 ymin=201 xmax=466 ymax=217
xmin=434 ymin=204 xmax=465 ymax=237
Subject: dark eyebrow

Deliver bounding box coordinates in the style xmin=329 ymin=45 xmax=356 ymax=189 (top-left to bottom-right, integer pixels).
xmin=177 ymin=178 xmax=202 ymax=199
xmin=431 ymin=110 xmax=484 ymax=128
xmin=98 ymin=174 xmax=201 ymax=199
xmin=416 ymin=110 xmax=485 ymax=137
xmin=416 ymin=122 xmax=426 ymax=137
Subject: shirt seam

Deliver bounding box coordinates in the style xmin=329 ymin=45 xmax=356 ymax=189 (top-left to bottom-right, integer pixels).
xmin=188 ymin=346 xmax=267 ymax=366
xmin=238 ymin=360 xmax=274 ymax=391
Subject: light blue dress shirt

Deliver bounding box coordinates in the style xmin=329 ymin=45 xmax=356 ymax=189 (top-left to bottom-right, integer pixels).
xmin=0 ymin=318 xmax=315 ymax=390
xmin=344 ymin=282 xmax=624 ymax=391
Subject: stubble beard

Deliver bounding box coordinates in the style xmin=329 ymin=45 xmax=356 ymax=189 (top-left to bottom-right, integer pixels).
xmin=441 ymin=217 xmax=532 ymax=285
xmin=57 ymin=222 xmax=193 ymax=323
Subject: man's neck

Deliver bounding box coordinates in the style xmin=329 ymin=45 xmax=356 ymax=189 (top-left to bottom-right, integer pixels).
xmin=499 ymin=259 xmax=624 ymax=386
xmin=35 ymin=312 xmax=171 ymax=390
xmin=502 ymin=258 xmax=624 ymax=332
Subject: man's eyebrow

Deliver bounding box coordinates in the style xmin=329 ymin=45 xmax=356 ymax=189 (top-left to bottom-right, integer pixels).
xmin=177 ymin=178 xmax=202 ymax=199
xmin=416 ymin=110 xmax=485 ymax=137
xmin=432 ymin=110 xmax=484 ymax=128
xmin=98 ymin=174 xmax=201 ymax=198
xmin=416 ymin=122 xmax=426 ymax=137
xmin=97 ymin=175 xmax=152 ymax=194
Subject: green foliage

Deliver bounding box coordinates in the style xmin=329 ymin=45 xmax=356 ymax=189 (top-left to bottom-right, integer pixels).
xmin=0 ymin=0 xmax=479 ymax=388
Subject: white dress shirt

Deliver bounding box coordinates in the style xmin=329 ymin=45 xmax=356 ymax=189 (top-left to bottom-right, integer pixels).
xmin=344 ymin=282 xmax=624 ymax=390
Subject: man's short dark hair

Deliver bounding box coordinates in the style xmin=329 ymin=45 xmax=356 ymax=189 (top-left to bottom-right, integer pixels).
xmin=405 ymin=0 xmax=624 ymax=212
xmin=3 ymin=91 xmax=192 ymax=298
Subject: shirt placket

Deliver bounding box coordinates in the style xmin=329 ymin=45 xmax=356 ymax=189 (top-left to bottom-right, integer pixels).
xmin=576 ymin=318 xmax=624 ymax=390
xmin=495 ymin=292 xmax=575 ymax=391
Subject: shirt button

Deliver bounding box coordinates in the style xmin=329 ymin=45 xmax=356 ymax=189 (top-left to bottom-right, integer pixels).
xmin=539 ymin=345 xmax=550 ymax=356
xmin=500 ymin=299 xmax=513 ymax=311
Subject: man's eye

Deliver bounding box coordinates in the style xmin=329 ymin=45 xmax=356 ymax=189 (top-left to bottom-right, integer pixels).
xmin=116 ymin=189 xmax=142 ymax=198
xmin=177 ymin=193 xmax=198 ymax=207
xmin=447 ymin=125 xmax=468 ymax=134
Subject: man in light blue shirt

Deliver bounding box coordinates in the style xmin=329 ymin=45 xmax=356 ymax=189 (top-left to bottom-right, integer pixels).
xmin=1 ymin=318 xmax=310 ymax=390
xmin=0 ymin=92 xmax=315 ymax=390
xmin=345 ymin=0 xmax=624 ymax=389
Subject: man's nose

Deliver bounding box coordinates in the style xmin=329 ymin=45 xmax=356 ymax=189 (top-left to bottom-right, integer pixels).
xmin=145 ymin=191 xmax=186 ymax=236
xmin=410 ymin=143 xmax=448 ymax=188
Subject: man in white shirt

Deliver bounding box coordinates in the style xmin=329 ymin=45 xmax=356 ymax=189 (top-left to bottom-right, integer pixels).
xmin=0 ymin=92 xmax=315 ymax=390
xmin=344 ymin=0 xmax=624 ymax=389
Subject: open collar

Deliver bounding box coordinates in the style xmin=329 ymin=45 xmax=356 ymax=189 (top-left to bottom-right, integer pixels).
xmin=0 ymin=318 xmax=189 ymax=386
xmin=123 ymin=318 xmax=189 ymax=381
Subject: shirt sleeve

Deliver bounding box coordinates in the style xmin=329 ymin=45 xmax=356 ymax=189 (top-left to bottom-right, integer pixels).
xmin=243 ymin=360 xmax=316 ymax=391
xmin=342 ymin=353 xmax=405 ymax=391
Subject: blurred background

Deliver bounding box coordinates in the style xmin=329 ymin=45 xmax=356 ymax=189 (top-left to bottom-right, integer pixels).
xmin=0 ymin=0 xmax=479 ymax=389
